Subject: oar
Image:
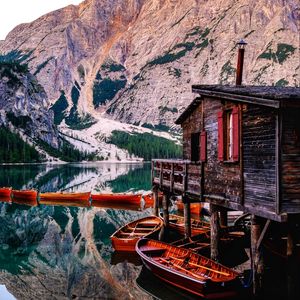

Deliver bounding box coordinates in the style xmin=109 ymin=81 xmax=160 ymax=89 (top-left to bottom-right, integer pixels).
xmin=169 ymin=256 xmax=231 ymax=276
xmin=158 ymin=258 xmax=207 ymax=281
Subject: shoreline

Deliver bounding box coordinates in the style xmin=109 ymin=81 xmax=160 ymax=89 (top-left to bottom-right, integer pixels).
xmin=0 ymin=160 xmax=149 ymax=166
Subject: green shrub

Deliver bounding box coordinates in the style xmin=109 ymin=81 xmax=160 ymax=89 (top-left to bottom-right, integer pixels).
xmin=50 ymin=91 xmax=69 ymax=125
xmin=93 ymin=78 xmax=127 ymax=108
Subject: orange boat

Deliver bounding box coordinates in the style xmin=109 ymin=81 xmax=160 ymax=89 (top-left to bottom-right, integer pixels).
xmin=0 ymin=187 xmax=12 ymax=202
xmin=176 ymin=201 xmax=203 ymax=215
xmin=111 ymin=216 xmax=163 ymax=251
xmin=142 ymin=192 xmax=163 ymax=208
xmin=160 ymin=212 xmax=210 ymax=236
xmin=91 ymin=193 xmax=142 ymax=205
xmin=136 ymin=239 xmax=240 ymax=299
xmin=12 ymin=189 xmax=38 ymax=206
xmin=92 ymin=201 xmax=141 ymax=211
xmin=39 ymin=192 xmax=91 ymax=207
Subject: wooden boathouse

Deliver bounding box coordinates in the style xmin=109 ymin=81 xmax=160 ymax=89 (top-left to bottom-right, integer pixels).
xmin=151 ymin=84 xmax=300 ymax=295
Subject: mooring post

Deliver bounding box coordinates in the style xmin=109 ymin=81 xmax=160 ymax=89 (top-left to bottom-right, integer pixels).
xmin=219 ymin=207 xmax=228 ymax=227
xmin=210 ymin=204 xmax=220 ymax=261
xmin=287 ymin=217 xmax=299 ymax=300
xmin=251 ymin=215 xmax=264 ymax=296
xmin=183 ymin=197 xmax=191 ymax=238
xmin=153 ymin=187 xmax=159 ymax=216
xmin=159 ymin=192 xmax=170 ymax=241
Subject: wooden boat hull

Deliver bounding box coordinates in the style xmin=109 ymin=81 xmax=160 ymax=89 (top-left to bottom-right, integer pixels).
xmin=91 ymin=193 xmax=142 ymax=205
xmin=91 ymin=201 xmax=141 ymax=211
xmin=12 ymin=190 xmax=38 ymax=206
xmin=111 ymin=216 xmax=163 ymax=252
xmin=176 ymin=201 xmax=203 ymax=215
xmin=39 ymin=192 xmax=91 ymax=206
xmin=136 ymin=239 xmax=239 ymax=299
xmin=0 ymin=187 xmax=12 ymax=199
xmin=142 ymin=192 xmax=163 ymax=208
xmin=160 ymin=212 xmax=210 ymax=236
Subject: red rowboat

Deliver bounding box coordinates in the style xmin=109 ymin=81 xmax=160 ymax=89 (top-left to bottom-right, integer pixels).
xmin=111 ymin=216 xmax=163 ymax=252
xmin=91 ymin=193 xmax=142 ymax=205
xmin=142 ymin=192 xmax=163 ymax=208
xmin=91 ymin=201 xmax=141 ymax=211
xmin=160 ymin=212 xmax=210 ymax=236
xmin=12 ymin=189 xmax=38 ymax=206
xmin=176 ymin=201 xmax=203 ymax=215
xmin=136 ymin=238 xmax=240 ymax=298
xmin=0 ymin=187 xmax=12 ymax=202
xmin=39 ymin=192 xmax=91 ymax=207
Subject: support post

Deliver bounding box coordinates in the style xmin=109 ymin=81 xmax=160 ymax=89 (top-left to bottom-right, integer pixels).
xmin=251 ymin=215 xmax=264 ymax=296
xmin=183 ymin=198 xmax=191 ymax=238
xmin=210 ymin=204 xmax=220 ymax=261
xmin=287 ymin=218 xmax=299 ymax=300
xmin=153 ymin=187 xmax=159 ymax=216
xmin=159 ymin=192 xmax=170 ymax=241
xmin=219 ymin=207 xmax=228 ymax=227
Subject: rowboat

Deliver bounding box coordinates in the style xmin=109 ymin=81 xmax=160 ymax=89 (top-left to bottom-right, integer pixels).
xmin=136 ymin=239 xmax=240 ymax=298
xmin=176 ymin=201 xmax=203 ymax=215
xmin=0 ymin=187 xmax=12 ymax=202
xmin=39 ymin=192 xmax=91 ymax=206
xmin=142 ymin=192 xmax=163 ymax=208
xmin=91 ymin=201 xmax=141 ymax=211
xmin=159 ymin=212 xmax=210 ymax=236
xmin=111 ymin=216 xmax=163 ymax=251
xmin=91 ymin=193 xmax=142 ymax=205
xmin=12 ymin=189 xmax=38 ymax=206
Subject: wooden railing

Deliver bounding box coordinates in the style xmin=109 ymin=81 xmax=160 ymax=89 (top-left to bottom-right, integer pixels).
xmin=151 ymin=159 xmax=202 ymax=195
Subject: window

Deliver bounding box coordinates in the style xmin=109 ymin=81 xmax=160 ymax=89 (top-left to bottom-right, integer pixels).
xmin=218 ymin=106 xmax=240 ymax=162
xmin=191 ymin=132 xmax=200 ymax=161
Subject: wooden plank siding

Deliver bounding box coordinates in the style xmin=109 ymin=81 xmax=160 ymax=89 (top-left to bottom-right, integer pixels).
xmin=182 ymin=105 xmax=203 ymax=160
xmin=281 ymin=108 xmax=300 ymax=212
xmin=203 ymin=99 xmax=241 ymax=203
xmin=242 ymin=105 xmax=277 ymax=212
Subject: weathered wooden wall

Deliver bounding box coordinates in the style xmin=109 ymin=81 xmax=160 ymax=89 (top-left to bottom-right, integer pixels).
xmin=182 ymin=105 xmax=202 ymax=160
xmin=242 ymin=105 xmax=277 ymax=211
xmin=203 ymin=98 xmax=241 ymax=203
xmin=281 ymin=108 xmax=300 ymax=213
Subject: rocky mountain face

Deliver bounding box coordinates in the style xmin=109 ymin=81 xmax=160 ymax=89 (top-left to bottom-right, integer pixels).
xmin=0 ymin=62 xmax=59 ymax=149
xmin=0 ymin=0 xmax=299 ymax=155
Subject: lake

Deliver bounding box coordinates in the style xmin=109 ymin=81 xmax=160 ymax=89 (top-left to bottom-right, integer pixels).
xmin=0 ymin=163 xmax=169 ymax=300
xmin=0 ymin=163 xmax=292 ymax=300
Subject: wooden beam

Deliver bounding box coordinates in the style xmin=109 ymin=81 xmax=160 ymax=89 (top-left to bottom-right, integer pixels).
xmin=257 ymin=219 xmax=271 ymax=250
xmin=219 ymin=207 xmax=228 ymax=227
xmin=153 ymin=187 xmax=159 ymax=217
xmin=183 ymin=201 xmax=191 ymax=238
xmin=210 ymin=204 xmax=220 ymax=261
xmin=251 ymin=215 xmax=264 ymax=296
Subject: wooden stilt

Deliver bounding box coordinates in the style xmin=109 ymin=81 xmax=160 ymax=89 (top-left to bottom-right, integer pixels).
xmin=219 ymin=207 xmax=228 ymax=227
xmin=251 ymin=215 xmax=264 ymax=296
xmin=287 ymin=218 xmax=299 ymax=300
xmin=159 ymin=192 xmax=170 ymax=241
xmin=210 ymin=204 xmax=220 ymax=261
xmin=183 ymin=199 xmax=191 ymax=238
xmin=153 ymin=188 xmax=159 ymax=216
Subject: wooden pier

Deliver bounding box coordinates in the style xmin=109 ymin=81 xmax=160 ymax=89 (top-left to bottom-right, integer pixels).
xmin=152 ymin=85 xmax=300 ymax=297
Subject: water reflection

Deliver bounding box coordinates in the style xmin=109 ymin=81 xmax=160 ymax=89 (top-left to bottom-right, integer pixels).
xmin=0 ymin=163 xmax=153 ymax=299
xmin=0 ymin=162 xmax=151 ymax=193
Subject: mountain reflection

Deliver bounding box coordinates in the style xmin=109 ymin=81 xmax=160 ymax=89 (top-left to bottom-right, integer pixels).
xmin=0 ymin=163 xmax=153 ymax=299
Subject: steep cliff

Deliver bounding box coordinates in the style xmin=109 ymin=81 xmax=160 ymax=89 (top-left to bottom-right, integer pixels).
xmin=0 ymin=60 xmax=59 ymax=150
xmin=0 ymin=0 xmax=299 ymax=151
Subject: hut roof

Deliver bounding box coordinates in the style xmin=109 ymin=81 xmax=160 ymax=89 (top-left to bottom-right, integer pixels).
xmin=175 ymin=85 xmax=300 ymax=124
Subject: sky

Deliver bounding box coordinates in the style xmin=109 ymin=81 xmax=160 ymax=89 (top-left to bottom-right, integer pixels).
xmin=0 ymin=0 xmax=83 ymax=40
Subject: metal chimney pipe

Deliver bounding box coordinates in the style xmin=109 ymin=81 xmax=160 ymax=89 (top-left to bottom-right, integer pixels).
xmin=236 ymin=39 xmax=247 ymax=86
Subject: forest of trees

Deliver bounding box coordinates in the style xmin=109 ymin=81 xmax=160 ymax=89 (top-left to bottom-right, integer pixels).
xmin=109 ymin=130 xmax=182 ymax=161
xmin=0 ymin=126 xmax=42 ymax=163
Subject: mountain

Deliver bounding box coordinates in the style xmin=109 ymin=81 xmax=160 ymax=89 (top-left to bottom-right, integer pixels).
xmin=0 ymin=0 xmax=299 ymax=160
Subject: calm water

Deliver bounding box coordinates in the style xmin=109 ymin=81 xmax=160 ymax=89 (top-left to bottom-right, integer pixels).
xmin=0 ymin=163 xmax=162 ymax=300
xmin=0 ymin=163 xmax=295 ymax=300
